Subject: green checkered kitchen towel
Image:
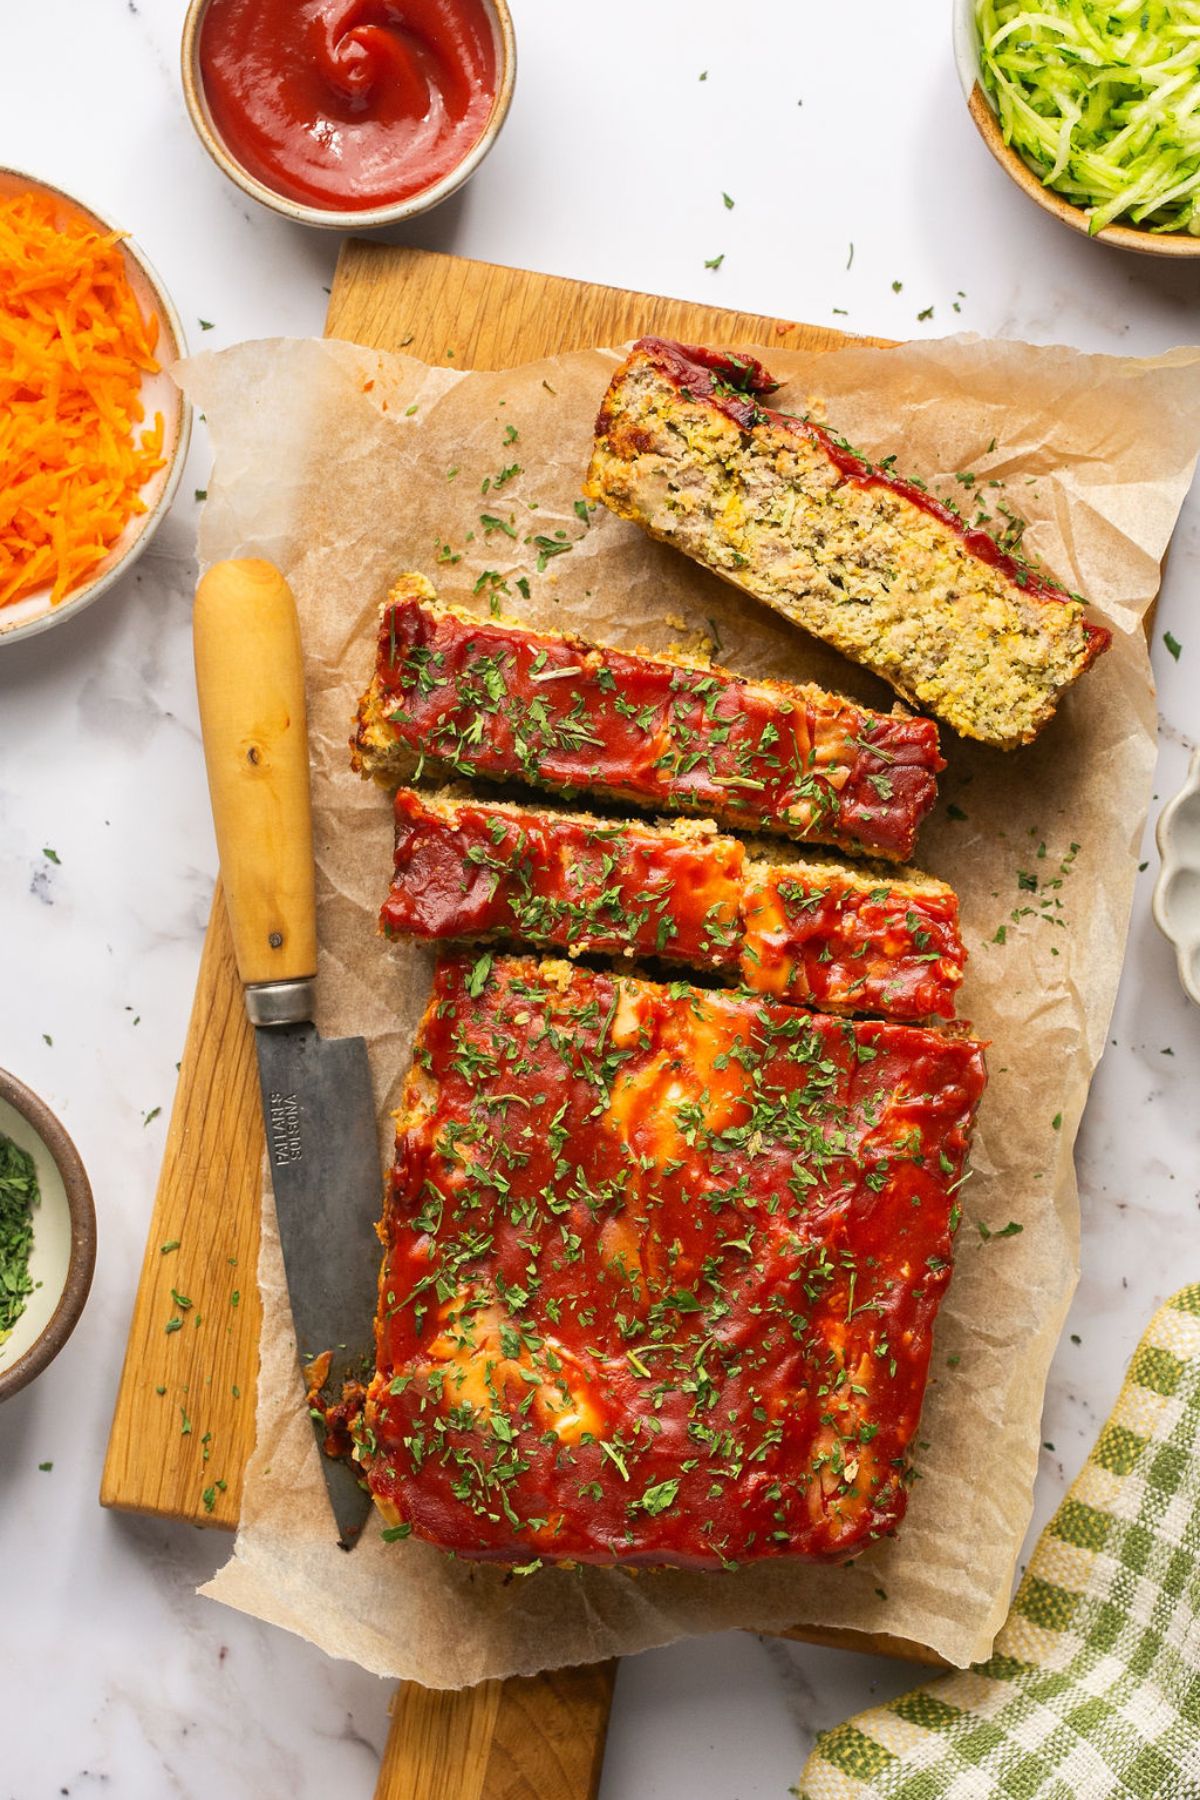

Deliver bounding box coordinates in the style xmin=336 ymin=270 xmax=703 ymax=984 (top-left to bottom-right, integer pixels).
xmin=798 ymin=1286 xmax=1200 ymax=1800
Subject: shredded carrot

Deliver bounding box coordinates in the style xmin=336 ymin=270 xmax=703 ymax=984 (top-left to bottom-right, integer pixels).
xmin=0 ymin=191 xmax=166 ymax=611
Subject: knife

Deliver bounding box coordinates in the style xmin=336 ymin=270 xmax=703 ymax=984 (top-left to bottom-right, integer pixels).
xmin=193 ymin=558 xmax=380 ymax=1550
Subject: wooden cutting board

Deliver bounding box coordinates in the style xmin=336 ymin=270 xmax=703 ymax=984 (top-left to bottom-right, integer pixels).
xmin=101 ymin=244 xmax=941 ymax=1800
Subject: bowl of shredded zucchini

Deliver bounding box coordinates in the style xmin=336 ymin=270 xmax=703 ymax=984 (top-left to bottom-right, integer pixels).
xmin=954 ymin=0 xmax=1200 ymax=255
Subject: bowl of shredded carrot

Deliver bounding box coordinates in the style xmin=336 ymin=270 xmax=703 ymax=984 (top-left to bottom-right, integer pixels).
xmin=0 ymin=169 xmax=191 ymax=646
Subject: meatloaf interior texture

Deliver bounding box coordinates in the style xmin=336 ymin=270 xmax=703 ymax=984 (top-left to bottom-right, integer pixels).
xmin=357 ymin=954 xmax=988 ymax=1568
xmin=584 ymin=338 xmax=1111 ymax=749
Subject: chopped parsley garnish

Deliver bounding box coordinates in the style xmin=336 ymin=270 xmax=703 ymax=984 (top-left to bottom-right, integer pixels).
xmin=0 ymin=1133 xmax=39 ymax=1343
xmin=977 ymin=1220 xmax=1023 ymax=1241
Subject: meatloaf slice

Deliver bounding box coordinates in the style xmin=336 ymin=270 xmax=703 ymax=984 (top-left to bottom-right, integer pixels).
xmin=584 ymin=338 xmax=1111 ymax=749
xmin=379 ymin=787 xmax=966 ymax=1022
xmin=352 ymin=575 xmax=944 ymax=862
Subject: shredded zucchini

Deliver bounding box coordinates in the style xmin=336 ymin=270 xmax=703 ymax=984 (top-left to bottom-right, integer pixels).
xmin=976 ymin=0 xmax=1200 ymax=234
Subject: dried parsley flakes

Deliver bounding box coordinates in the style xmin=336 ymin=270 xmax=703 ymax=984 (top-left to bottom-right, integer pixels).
xmin=0 ymin=1132 xmax=39 ymax=1343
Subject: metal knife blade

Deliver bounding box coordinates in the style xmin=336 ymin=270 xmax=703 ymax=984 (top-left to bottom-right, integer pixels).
xmin=256 ymin=1020 xmax=381 ymax=1550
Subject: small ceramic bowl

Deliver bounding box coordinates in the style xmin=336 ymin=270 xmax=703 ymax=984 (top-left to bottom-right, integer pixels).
xmin=952 ymin=0 xmax=1200 ymax=260
xmin=0 ymin=1070 xmax=96 ymax=1404
xmin=180 ymin=0 xmax=516 ymax=231
xmin=1153 ymin=749 xmax=1200 ymax=1006
xmin=0 ymin=169 xmax=191 ymax=649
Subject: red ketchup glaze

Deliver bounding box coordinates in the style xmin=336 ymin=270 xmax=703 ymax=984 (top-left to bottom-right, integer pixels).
xmin=383 ymin=789 xmax=744 ymax=967
xmin=197 ymin=0 xmax=498 ymax=211
xmin=742 ymin=870 xmax=966 ymax=1023
xmin=359 ymin=956 xmax=988 ymax=1567
xmin=633 ymin=338 xmax=1112 ymax=663
xmin=369 ymin=599 xmax=944 ymax=862
xmin=381 ymin=791 xmax=966 ymax=1021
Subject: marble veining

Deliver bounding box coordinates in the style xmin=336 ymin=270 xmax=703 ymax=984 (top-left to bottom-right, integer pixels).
xmin=1 ymin=2 xmax=1198 ymax=1796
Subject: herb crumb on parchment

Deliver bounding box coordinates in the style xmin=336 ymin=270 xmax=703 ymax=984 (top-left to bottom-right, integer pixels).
xmin=1163 ymin=630 xmax=1182 ymax=661
xmin=977 ymin=1220 xmax=1023 ymax=1242
xmin=0 ymin=1133 xmax=39 ymax=1345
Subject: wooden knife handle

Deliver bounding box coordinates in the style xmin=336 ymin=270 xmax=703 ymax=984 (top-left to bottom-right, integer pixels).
xmin=193 ymin=559 xmax=317 ymax=990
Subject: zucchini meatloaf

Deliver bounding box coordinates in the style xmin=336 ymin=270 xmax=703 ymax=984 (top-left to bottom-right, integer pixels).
xmin=352 ymin=574 xmax=945 ymax=864
xmin=383 ymin=786 xmax=967 ymax=1023
xmin=356 ymin=955 xmax=987 ymax=1568
xmin=584 ymin=338 xmax=1112 ymax=749
xmin=350 ymin=582 xmax=985 ymax=1565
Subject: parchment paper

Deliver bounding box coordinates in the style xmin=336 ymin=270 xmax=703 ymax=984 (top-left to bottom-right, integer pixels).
xmin=180 ymin=332 xmax=1200 ymax=1681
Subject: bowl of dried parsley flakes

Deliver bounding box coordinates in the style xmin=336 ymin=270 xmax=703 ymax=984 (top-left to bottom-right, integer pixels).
xmin=0 ymin=1070 xmax=95 ymax=1404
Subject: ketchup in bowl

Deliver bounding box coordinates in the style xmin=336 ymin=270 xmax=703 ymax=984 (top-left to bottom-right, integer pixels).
xmin=197 ymin=0 xmax=500 ymax=212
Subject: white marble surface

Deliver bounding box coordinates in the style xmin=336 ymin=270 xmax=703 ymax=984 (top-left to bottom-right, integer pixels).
xmin=1 ymin=3 xmax=1198 ymax=1795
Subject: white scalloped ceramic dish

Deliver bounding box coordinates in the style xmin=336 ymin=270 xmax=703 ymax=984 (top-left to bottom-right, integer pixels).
xmin=1153 ymin=749 xmax=1200 ymax=1005
xmin=0 ymin=168 xmax=191 ymax=649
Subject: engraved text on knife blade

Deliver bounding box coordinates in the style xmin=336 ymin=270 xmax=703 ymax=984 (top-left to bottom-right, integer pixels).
xmin=269 ymin=1091 xmax=303 ymax=1166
